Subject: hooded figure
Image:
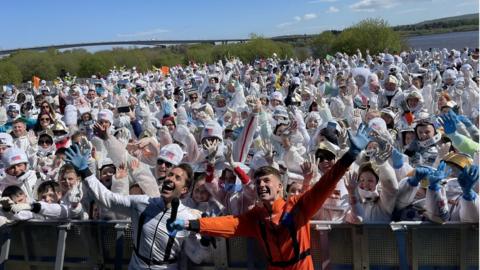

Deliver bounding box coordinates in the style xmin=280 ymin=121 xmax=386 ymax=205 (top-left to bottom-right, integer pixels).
xmin=0 ymin=147 xmax=42 ymax=201
xmin=346 ymin=161 xmax=399 ymax=223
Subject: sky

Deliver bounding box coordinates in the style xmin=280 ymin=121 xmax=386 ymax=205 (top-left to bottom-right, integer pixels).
xmin=1 ymin=0 xmax=478 ymax=50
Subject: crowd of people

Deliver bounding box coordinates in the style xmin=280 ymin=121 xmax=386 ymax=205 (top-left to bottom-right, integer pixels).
xmin=0 ymin=47 xmax=478 ymax=268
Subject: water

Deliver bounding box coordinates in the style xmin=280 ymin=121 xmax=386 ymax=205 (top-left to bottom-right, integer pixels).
xmin=407 ymin=31 xmax=479 ymax=50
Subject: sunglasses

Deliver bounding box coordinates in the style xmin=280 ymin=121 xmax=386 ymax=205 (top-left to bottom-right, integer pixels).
xmin=40 ymin=117 xmax=51 ymax=122
xmin=157 ymin=159 xmax=173 ymax=168
xmin=39 ymin=139 xmax=53 ymax=145
xmin=315 ymin=152 xmax=336 ymax=162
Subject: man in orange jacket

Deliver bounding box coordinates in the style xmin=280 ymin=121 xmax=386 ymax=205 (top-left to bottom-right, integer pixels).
xmin=168 ymin=125 xmax=370 ymax=269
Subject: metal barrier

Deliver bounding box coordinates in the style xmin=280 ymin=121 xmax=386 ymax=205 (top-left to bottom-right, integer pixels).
xmin=0 ymin=220 xmax=477 ymax=270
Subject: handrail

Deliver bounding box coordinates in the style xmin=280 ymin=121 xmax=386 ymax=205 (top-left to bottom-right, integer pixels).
xmin=0 ymin=221 xmax=477 ymax=270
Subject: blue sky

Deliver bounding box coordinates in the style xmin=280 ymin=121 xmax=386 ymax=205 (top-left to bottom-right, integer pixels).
xmin=1 ymin=0 xmax=478 ymax=50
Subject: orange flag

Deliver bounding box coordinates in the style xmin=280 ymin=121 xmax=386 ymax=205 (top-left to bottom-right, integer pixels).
xmin=161 ymin=66 xmax=170 ymax=76
xmin=33 ymin=76 xmax=41 ymax=89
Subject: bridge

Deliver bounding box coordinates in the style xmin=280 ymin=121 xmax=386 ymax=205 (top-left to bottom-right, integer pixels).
xmin=0 ymin=36 xmax=309 ymax=55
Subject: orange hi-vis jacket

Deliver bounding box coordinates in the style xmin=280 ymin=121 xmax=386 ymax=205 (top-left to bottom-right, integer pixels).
xmin=188 ymin=152 xmax=357 ymax=270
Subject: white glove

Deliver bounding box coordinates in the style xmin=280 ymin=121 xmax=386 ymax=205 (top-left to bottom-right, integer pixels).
xmin=11 ymin=203 xmax=33 ymax=214
xmin=0 ymin=197 xmax=14 ymax=210
xmin=68 ymin=184 xmax=83 ymax=204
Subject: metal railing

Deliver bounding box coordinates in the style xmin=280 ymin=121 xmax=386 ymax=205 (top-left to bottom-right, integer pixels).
xmin=0 ymin=220 xmax=477 ymax=270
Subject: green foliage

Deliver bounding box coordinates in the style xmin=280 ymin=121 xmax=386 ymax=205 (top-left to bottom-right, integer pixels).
xmin=8 ymin=50 xmax=57 ymax=81
xmin=332 ymin=18 xmax=403 ymax=55
xmin=0 ymin=61 xmax=22 ymax=85
xmin=310 ymin=31 xmax=336 ymax=58
xmin=78 ymin=55 xmax=109 ymax=77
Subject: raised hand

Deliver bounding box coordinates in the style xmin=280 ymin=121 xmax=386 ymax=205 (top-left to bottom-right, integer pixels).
xmin=439 ymin=110 xmax=457 ymax=135
xmin=259 ymin=139 xmax=274 ymax=164
xmin=116 ymin=163 xmax=128 ymax=179
xmin=428 ymin=161 xmax=452 ymax=191
xmin=68 ymin=184 xmax=83 ymax=204
xmin=391 ymin=148 xmax=404 ymax=169
xmin=347 ymin=123 xmax=370 ymax=156
xmin=375 ymin=144 xmax=393 ymax=165
xmin=129 ymin=158 xmax=140 ymax=171
xmin=409 ymin=166 xmax=434 ymax=187
xmin=300 ymin=153 xmax=318 ymax=180
xmin=224 ymin=144 xmax=234 ymax=168
xmin=65 ymin=144 xmax=90 ymax=171
xmin=203 ymin=140 xmax=219 ymax=163
xmin=457 ymin=165 xmax=479 ymax=201
xmin=93 ymin=122 xmax=109 ymax=140
xmin=344 ymin=171 xmax=359 ymax=194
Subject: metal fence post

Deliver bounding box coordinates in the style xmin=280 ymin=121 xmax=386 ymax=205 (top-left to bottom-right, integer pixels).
xmin=0 ymin=228 xmax=11 ymax=270
xmin=391 ymin=223 xmax=409 ymax=270
xmin=55 ymin=223 xmax=71 ymax=270
xmin=114 ymin=223 xmax=128 ymax=270
xmin=314 ymin=224 xmax=332 ymax=270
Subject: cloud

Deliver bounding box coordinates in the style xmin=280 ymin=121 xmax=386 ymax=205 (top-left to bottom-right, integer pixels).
xmin=277 ymin=13 xmax=318 ymax=28
xmin=303 ymin=13 xmax=318 ymax=20
xmin=309 ymin=0 xmax=338 ymax=3
xmin=277 ymin=22 xmax=295 ymax=28
xmin=350 ymin=0 xmax=430 ymax=12
xmin=117 ymin=28 xmax=169 ymax=38
xmin=326 ymin=6 xmax=340 ymax=13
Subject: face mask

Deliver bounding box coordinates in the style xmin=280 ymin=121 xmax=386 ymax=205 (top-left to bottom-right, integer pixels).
xmin=38 ymin=145 xmax=55 ymax=157
xmin=385 ymin=89 xmax=397 ymax=96
xmin=224 ymin=183 xmax=242 ymax=193
xmin=418 ymin=133 xmax=441 ymax=148
xmin=357 ymin=186 xmax=379 ymax=201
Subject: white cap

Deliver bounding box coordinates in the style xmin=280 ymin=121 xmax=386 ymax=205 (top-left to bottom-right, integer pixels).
xmin=97 ymin=109 xmax=114 ymax=124
xmin=98 ymin=158 xmax=115 ymax=170
xmin=368 ymin=117 xmax=387 ymax=132
xmin=201 ymin=121 xmax=223 ymax=141
xmin=443 ymin=69 xmax=457 ymax=81
xmin=270 ymin=91 xmax=284 ymax=102
xmin=2 ymin=147 xmax=28 ymax=167
xmin=158 ymin=144 xmax=183 ymax=166
xmin=6 ymin=103 xmax=20 ymax=112
xmin=0 ymin=133 xmax=13 ymax=147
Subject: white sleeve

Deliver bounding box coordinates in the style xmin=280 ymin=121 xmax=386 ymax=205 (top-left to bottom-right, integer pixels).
xmin=377 ymin=163 xmax=399 ymax=215
xmin=458 ymin=196 xmax=479 ymax=223
xmin=84 ymin=174 xmax=150 ymax=215
xmin=37 ymin=202 xmax=70 ymax=219
xmin=393 ymin=158 xmax=413 ymax=181
xmin=424 ymin=188 xmax=449 ymax=223
xmin=395 ymin=178 xmax=420 ymax=210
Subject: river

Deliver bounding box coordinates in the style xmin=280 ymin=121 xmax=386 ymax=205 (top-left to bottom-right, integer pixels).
xmin=406 ymin=31 xmax=479 ymax=50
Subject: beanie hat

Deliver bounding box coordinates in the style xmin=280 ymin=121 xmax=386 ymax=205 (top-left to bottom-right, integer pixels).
xmin=158 ymin=143 xmax=183 ymax=166
xmin=2 ymin=147 xmax=28 ymax=167
xmin=270 ymin=92 xmax=284 ymax=102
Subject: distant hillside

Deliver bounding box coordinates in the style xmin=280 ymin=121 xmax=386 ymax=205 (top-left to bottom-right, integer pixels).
xmin=271 ymin=13 xmax=479 ymax=40
xmin=393 ymin=13 xmax=479 ymax=36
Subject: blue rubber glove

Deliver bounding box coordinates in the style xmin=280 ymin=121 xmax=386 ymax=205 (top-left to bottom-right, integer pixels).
xmin=439 ymin=110 xmax=457 ymax=135
xmin=167 ymin=219 xmax=185 ymax=237
xmin=65 ymin=144 xmax=90 ymax=171
xmin=428 ymin=161 xmax=451 ymax=191
xmin=391 ymin=148 xmax=404 ymax=169
xmin=408 ymin=166 xmax=434 ymax=187
xmin=457 ymin=165 xmax=479 ymax=201
xmin=456 ymin=115 xmax=473 ymax=128
xmin=347 ymin=124 xmax=370 ymax=156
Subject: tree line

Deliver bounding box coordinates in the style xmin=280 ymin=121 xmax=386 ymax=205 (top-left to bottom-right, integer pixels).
xmin=0 ymin=18 xmax=406 ymax=85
